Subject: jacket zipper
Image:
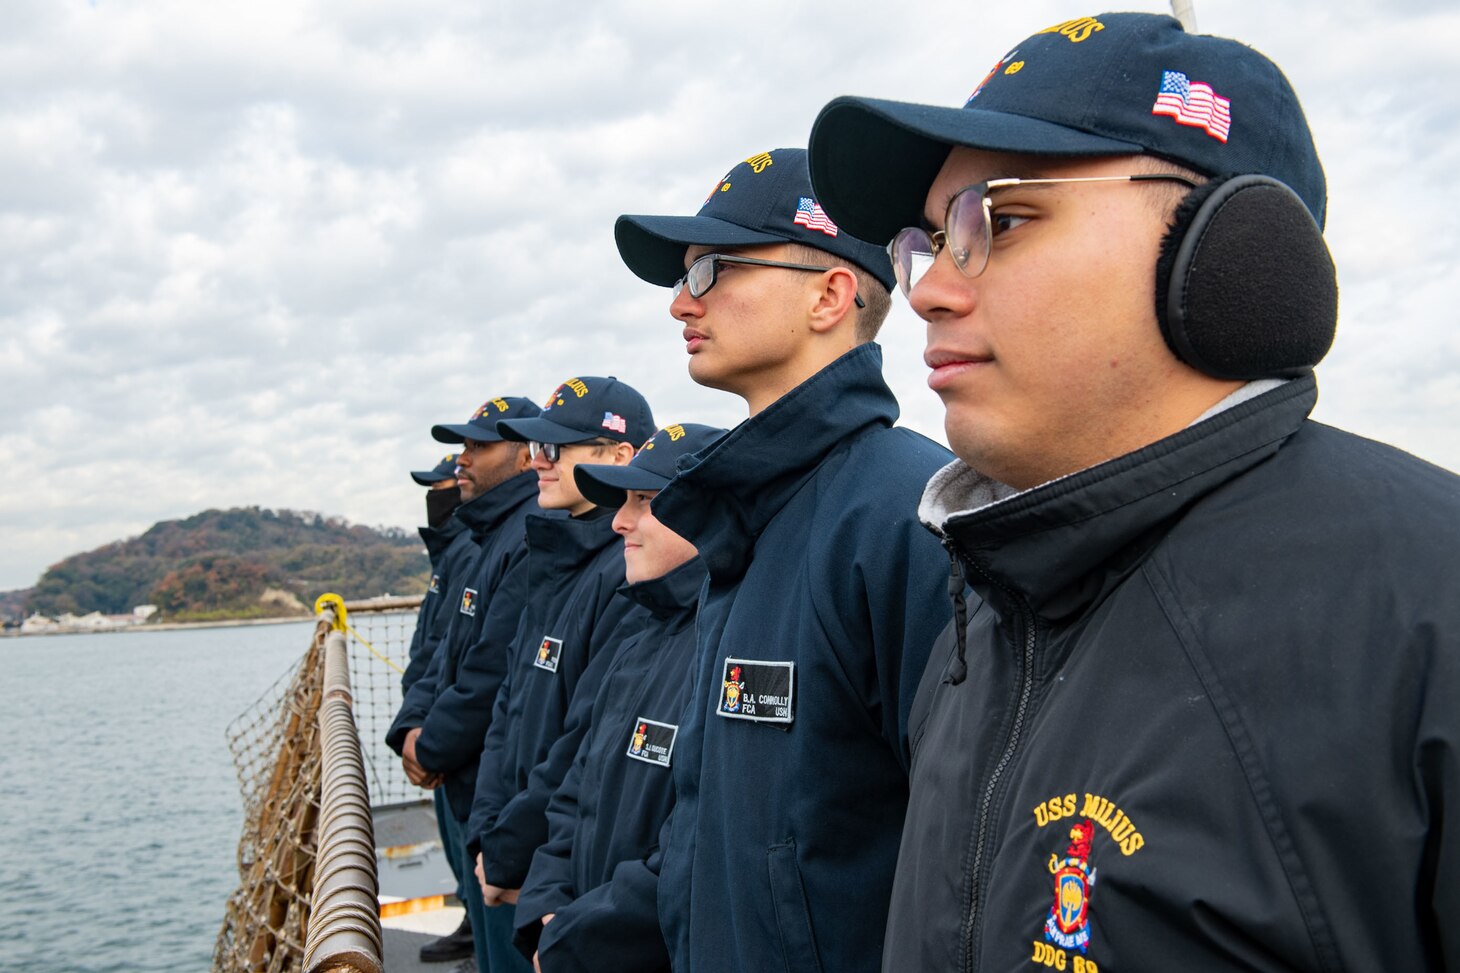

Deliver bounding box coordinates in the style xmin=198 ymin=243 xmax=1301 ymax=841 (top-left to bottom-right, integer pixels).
xmin=946 ymin=536 xmax=1039 ymax=973
xmin=945 ymin=547 xmax=970 ymax=684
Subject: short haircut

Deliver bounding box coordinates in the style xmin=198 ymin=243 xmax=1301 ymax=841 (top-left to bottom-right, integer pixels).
xmin=1130 ymin=154 xmax=1207 ymax=218
xmin=784 ymin=242 xmax=893 ymax=343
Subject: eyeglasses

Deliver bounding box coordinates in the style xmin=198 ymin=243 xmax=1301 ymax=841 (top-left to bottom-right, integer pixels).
xmin=673 ymin=253 xmax=865 ymax=309
xmin=528 ymin=439 xmax=615 ymax=463
xmin=887 ymin=173 xmax=1199 ymax=297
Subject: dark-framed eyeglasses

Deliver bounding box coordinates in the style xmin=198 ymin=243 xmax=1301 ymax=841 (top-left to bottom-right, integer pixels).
xmin=887 ymin=172 xmax=1199 ymax=297
xmin=528 ymin=439 xmax=615 ymax=463
xmin=672 ymin=252 xmax=865 ymax=309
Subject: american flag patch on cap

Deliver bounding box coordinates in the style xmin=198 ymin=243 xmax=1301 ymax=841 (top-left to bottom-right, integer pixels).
xmin=1151 ymin=70 xmax=1231 ymax=143
xmin=793 ymin=197 xmax=839 ymax=237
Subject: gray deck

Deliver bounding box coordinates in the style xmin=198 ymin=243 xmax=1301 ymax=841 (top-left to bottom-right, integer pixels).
xmin=376 ymin=799 xmax=460 ymax=903
xmin=375 ymin=799 xmax=468 ymax=971
xmin=382 ymin=907 xmax=468 ymax=973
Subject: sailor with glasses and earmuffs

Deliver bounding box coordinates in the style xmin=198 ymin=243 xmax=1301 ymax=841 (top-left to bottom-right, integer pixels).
xmin=809 ymin=11 xmax=1460 ymax=972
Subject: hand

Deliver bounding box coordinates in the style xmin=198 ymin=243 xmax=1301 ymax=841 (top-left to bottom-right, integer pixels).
xmin=475 ymin=853 xmax=488 ymax=902
xmin=401 ymin=728 xmax=443 ymax=788
xmin=482 ymin=883 xmax=519 ymax=906
xmin=532 ymin=913 xmax=555 ymax=971
xmin=403 ymin=727 xmax=423 ymax=765
xmin=402 ymin=754 xmax=441 ymax=788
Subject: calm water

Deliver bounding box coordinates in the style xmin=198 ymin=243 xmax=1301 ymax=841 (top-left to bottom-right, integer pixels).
xmin=0 ymin=622 xmax=318 ymax=973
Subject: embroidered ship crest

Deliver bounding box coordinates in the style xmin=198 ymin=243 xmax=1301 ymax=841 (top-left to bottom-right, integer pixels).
xmin=1045 ymin=818 xmax=1097 ymax=952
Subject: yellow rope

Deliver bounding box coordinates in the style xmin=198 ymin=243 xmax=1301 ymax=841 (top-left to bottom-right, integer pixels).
xmin=313 ymin=593 xmax=348 ymax=630
xmin=346 ymin=622 xmax=405 ymax=675
xmin=314 ymin=591 xmax=405 ymax=674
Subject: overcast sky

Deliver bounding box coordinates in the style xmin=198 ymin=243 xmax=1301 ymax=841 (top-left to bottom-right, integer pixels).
xmin=2 ymin=0 xmax=1457 ymax=593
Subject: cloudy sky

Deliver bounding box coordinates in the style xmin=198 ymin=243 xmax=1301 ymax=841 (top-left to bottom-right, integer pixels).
xmin=2 ymin=0 xmax=1456 ymax=593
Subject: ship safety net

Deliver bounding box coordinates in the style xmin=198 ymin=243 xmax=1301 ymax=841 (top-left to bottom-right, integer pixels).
xmin=212 ymin=596 xmax=421 ymax=973
xmin=337 ymin=602 xmax=418 ymax=807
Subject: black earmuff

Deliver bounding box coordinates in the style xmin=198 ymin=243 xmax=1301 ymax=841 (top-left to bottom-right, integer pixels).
xmin=1155 ymin=174 xmax=1338 ymax=380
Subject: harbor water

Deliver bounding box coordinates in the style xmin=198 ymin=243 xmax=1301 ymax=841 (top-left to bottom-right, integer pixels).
xmin=0 ymin=621 xmax=318 ymax=973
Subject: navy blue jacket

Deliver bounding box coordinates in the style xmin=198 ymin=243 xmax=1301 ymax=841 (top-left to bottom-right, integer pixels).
xmin=651 ymin=344 xmax=953 ymax=973
xmin=402 ymin=515 xmax=475 ymax=697
xmin=885 ymin=375 xmax=1460 ymax=972
xmin=514 ymin=557 xmax=704 ymax=972
xmin=469 ymin=506 xmax=636 ymax=887
xmin=392 ymin=492 xmax=500 ymax=732
xmin=386 ymin=471 xmax=537 ymax=820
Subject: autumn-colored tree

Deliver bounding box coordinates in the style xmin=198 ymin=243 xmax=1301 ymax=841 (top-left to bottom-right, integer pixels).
xmin=25 ymin=507 xmax=428 ymax=619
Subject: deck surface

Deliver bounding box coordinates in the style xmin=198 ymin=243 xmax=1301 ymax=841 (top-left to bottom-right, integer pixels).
xmin=382 ymin=904 xmax=467 ymax=972
xmin=375 ymin=800 xmax=469 ymax=971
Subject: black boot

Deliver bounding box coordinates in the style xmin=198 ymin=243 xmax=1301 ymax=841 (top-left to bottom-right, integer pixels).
xmin=419 ymin=912 xmax=474 ymax=963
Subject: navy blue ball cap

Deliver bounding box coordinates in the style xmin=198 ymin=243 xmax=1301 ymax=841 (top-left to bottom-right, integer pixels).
xmin=410 ymin=452 xmax=459 ymax=486
xmin=497 ymin=376 xmax=656 ymax=447
xmin=574 ymin=423 xmax=727 ymax=509
xmin=615 ymin=147 xmax=895 ymax=293
xmin=808 ymin=12 xmax=1326 ymax=245
xmin=432 ymin=395 xmax=541 ymax=444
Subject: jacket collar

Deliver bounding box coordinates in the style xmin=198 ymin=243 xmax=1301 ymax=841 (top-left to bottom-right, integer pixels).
xmin=456 ymin=471 xmax=538 ymax=540
xmin=653 ymin=342 xmax=898 ymax=581
xmin=524 ymin=503 xmax=620 ymax=575
xmin=929 ymin=374 xmax=1317 ymax=620
xmin=622 ymin=556 xmax=706 ymax=621
xmin=419 ymin=515 xmax=467 ymax=560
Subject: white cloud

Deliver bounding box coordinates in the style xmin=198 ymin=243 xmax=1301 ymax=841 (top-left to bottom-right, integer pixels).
xmin=1 ymin=0 xmax=1457 ymax=590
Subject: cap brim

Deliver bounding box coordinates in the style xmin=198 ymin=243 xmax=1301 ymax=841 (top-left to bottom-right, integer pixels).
xmin=410 ymin=470 xmax=453 ymax=486
xmin=614 ymin=214 xmax=792 ymax=287
xmin=808 ymin=95 xmax=1143 ymax=245
xmin=497 ymin=415 xmax=602 ymax=445
xmin=573 ymin=464 xmax=671 ymax=510
xmin=432 ymin=422 xmax=504 ymax=445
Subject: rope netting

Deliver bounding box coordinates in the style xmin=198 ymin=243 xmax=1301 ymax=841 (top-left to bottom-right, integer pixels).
xmin=213 ymin=624 xmax=325 ymax=972
xmin=341 ymin=607 xmax=418 ymax=808
xmin=213 ymin=598 xmax=421 ymax=973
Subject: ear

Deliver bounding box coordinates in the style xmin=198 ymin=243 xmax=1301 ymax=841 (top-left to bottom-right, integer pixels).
xmin=512 ymin=443 xmax=532 ymax=472
xmin=806 ymin=266 xmax=861 ymax=336
xmin=611 ymin=441 xmax=637 ymax=465
xmin=1155 ymin=174 xmax=1336 ymax=379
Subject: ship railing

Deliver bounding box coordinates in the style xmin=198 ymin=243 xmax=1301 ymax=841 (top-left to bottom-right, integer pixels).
xmin=213 ymin=594 xmax=422 ymax=973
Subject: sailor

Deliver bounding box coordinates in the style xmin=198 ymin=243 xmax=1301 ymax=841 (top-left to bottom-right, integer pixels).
xmin=513 ymin=422 xmax=724 ymax=973
xmin=397 ymin=449 xmax=480 ymax=967
xmin=806 ymin=11 xmax=1460 ymax=970
xmin=466 ymin=376 xmax=655 ymax=973
xmin=387 ymin=395 xmax=543 ymax=970
xmin=613 ymin=147 xmax=953 ymax=973
xmin=401 ymin=452 xmax=470 ymax=699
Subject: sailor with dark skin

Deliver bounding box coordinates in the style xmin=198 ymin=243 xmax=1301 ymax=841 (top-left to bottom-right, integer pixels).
xmin=400 ymin=432 xmax=533 ymax=787
xmin=386 ymin=394 xmax=543 ymax=973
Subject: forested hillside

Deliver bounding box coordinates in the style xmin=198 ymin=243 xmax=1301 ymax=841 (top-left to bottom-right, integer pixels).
xmin=26 ymin=507 xmax=427 ymax=621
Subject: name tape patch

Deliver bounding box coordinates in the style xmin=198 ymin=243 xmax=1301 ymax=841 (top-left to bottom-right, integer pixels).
xmin=625 ymin=717 xmax=678 ymax=767
xmin=459 ymin=587 xmax=478 ymax=617
xmin=717 ymin=658 xmax=795 ymax=724
xmin=534 ymin=636 xmax=564 ymax=673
